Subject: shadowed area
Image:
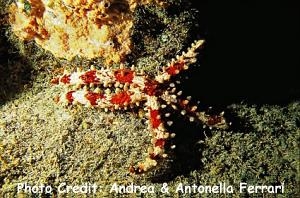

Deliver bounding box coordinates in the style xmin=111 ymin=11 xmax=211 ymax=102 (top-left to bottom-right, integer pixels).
xmin=148 ymin=0 xmax=300 ymax=183
xmin=0 ymin=28 xmax=33 ymax=105
xmin=188 ymin=0 xmax=299 ymax=105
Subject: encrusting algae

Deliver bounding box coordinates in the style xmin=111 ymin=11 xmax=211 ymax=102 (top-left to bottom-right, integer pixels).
xmin=9 ymin=0 xmax=167 ymax=64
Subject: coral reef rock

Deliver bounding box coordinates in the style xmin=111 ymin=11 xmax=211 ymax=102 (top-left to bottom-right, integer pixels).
xmin=9 ymin=0 xmax=166 ymax=64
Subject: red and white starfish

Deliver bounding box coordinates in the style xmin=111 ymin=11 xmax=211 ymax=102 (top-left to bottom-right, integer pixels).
xmin=51 ymin=40 xmax=227 ymax=174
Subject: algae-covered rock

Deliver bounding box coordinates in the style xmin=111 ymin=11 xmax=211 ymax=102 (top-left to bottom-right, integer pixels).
xmin=1 ymin=0 xmax=299 ymax=197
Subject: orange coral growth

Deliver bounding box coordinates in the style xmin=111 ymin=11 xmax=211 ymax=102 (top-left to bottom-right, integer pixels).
xmin=9 ymin=0 xmax=167 ymax=64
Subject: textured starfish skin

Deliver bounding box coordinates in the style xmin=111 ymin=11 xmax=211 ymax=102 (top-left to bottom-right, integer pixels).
xmin=51 ymin=40 xmax=228 ymax=174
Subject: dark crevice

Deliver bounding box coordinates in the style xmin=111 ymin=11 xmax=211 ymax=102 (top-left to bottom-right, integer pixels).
xmin=0 ymin=27 xmax=34 ymax=105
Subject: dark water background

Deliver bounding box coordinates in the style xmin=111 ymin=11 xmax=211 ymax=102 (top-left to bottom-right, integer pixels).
xmin=189 ymin=0 xmax=299 ymax=105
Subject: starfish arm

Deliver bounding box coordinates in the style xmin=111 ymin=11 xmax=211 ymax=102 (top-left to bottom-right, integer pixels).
xmin=178 ymin=100 xmax=227 ymax=129
xmin=130 ymin=95 xmax=170 ymax=174
xmin=58 ymin=87 xmax=149 ymax=111
xmin=155 ymin=39 xmax=204 ymax=83
xmin=195 ymin=111 xmax=228 ymax=129
xmin=167 ymin=97 xmax=228 ymax=129
xmin=53 ymin=65 xmax=149 ymax=109
xmin=51 ymin=66 xmax=114 ymax=86
xmin=159 ymin=87 xmax=228 ymax=129
xmin=51 ymin=64 xmax=138 ymax=88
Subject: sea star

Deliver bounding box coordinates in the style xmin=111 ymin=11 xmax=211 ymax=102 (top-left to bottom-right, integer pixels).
xmin=51 ymin=40 xmax=228 ymax=174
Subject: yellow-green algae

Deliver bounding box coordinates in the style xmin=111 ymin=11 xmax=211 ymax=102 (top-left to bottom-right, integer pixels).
xmin=1 ymin=0 xmax=299 ymax=197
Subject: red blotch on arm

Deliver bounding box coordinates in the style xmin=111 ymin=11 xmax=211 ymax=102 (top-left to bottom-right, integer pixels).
xmin=60 ymin=74 xmax=71 ymax=84
xmin=66 ymin=91 xmax=75 ymax=103
xmin=155 ymin=138 xmax=165 ymax=148
xmin=166 ymin=61 xmax=185 ymax=76
xmin=207 ymin=115 xmax=222 ymax=126
xmin=150 ymin=138 xmax=166 ymax=159
xmin=149 ymin=109 xmax=161 ymax=128
xmin=51 ymin=77 xmax=59 ymax=84
xmin=85 ymin=92 xmax=104 ymax=106
xmin=114 ymin=69 xmax=134 ymax=83
xmin=144 ymin=80 xmax=158 ymax=96
xmin=110 ymin=91 xmax=131 ymax=105
xmin=80 ymin=70 xmax=99 ymax=84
